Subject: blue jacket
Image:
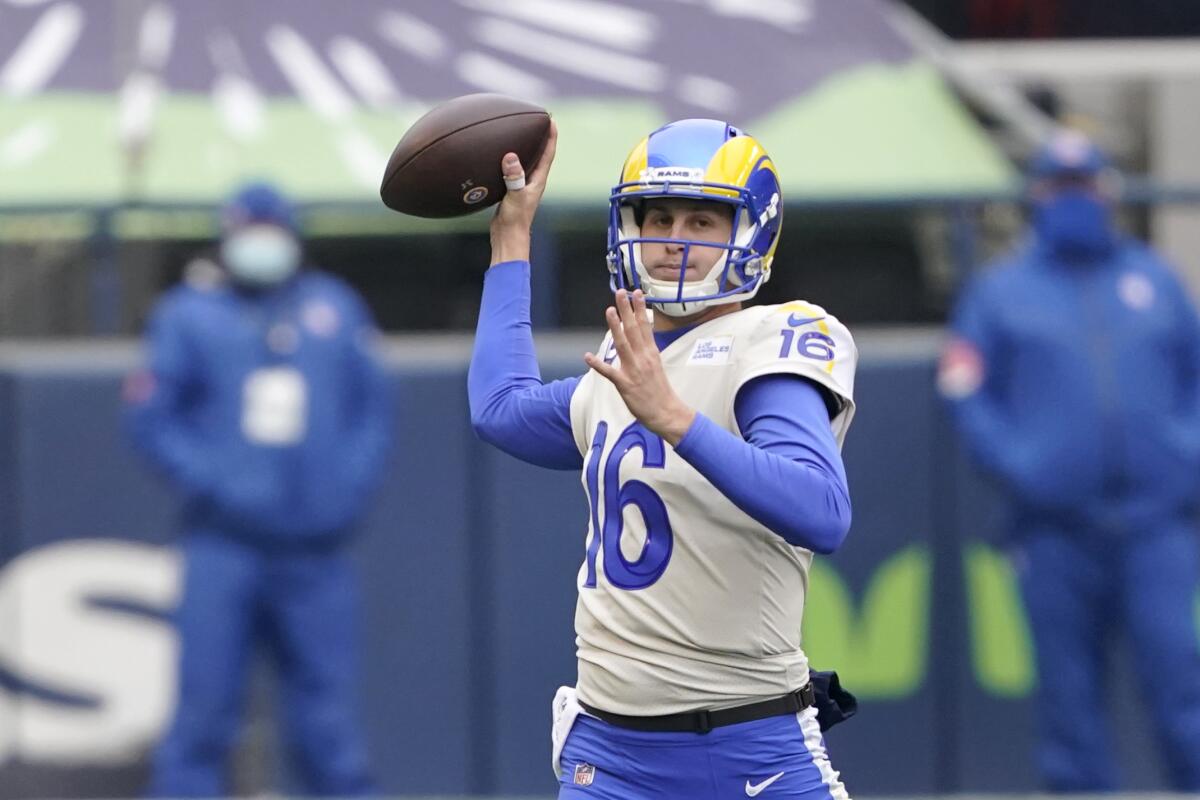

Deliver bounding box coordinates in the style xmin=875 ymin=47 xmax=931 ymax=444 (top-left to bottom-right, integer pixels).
xmin=125 ymin=270 xmax=393 ymax=546
xmin=945 ymin=238 xmax=1200 ymax=533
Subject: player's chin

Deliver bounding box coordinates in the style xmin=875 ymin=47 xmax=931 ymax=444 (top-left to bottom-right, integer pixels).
xmin=648 ymin=266 xmax=693 ymax=282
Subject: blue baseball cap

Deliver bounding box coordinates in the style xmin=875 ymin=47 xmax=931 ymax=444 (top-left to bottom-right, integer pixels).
xmin=1029 ymin=129 xmax=1109 ymax=179
xmin=221 ymin=181 xmax=297 ymax=233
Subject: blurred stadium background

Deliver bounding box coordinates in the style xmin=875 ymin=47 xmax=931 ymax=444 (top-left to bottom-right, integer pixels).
xmin=1 ymin=0 xmax=1200 ymax=798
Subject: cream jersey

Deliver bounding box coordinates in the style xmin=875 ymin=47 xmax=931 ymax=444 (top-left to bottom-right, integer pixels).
xmin=568 ymin=301 xmax=857 ymax=716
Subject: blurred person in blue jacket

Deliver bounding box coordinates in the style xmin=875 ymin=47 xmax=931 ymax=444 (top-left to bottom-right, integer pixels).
xmin=940 ymin=130 xmax=1200 ymax=792
xmin=124 ymin=181 xmax=393 ymax=797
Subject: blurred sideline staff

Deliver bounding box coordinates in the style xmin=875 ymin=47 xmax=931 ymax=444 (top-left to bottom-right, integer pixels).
xmin=124 ymin=182 xmax=393 ymax=797
xmin=941 ymin=130 xmax=1200 ymax=792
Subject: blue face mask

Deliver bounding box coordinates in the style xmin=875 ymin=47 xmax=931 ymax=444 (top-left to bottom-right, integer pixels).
xmin=221 ymin=226 xmax=300 ymax=286
xmin=1031 ymin=189 xmax=1116 ymax=261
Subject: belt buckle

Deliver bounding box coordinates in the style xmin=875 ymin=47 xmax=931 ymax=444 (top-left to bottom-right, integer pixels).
xmin=695 ymin=709 xmax=712 ymax=734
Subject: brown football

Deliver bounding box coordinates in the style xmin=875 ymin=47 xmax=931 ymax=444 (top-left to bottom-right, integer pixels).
xmin=380 ymin=94 xmax=551 ymax=218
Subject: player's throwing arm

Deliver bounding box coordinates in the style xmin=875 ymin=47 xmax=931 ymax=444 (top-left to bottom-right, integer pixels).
xmin=491 ymin=121 xmax=558 ymax=266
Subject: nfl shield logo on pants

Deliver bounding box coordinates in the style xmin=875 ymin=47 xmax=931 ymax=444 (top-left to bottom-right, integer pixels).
xmin=573 ymin=762 xmax=596 ymax=786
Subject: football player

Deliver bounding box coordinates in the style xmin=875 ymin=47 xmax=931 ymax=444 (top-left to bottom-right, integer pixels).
xmin=469 ymin=119 xmax=857 ymax=799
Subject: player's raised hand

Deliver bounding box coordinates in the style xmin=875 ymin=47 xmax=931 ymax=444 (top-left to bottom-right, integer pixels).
xmin=490 ymin=119 xmax=558 ymax=265
xmin=584 ymin=289 xmax=697 ymax=445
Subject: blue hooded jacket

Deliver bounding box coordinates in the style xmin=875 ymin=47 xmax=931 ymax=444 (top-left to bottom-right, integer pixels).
xmin=125 ymin=271 xmax=394 ymax=546
xmin=944 ymin=238 xmax=1200 ymax=534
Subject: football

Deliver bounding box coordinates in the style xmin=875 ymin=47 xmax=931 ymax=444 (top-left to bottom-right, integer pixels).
xmin=380 ymin=93 xmax=551 ymax=218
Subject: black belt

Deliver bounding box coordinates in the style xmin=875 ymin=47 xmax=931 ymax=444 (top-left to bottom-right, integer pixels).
xmin=579 ymin=683 xmax=816 ymax=734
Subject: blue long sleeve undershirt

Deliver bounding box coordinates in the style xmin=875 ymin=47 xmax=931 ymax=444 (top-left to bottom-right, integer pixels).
xmin=468 ymin=260 xmax=851 ymax=553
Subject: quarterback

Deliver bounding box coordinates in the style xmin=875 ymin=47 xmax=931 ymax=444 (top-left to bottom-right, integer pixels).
xmin=468 ymin=118 xmax=857 ymax=799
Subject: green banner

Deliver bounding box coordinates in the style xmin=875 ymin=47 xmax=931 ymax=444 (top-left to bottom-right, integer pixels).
xmin=0 ymin=63 xmax=1014 ymax=207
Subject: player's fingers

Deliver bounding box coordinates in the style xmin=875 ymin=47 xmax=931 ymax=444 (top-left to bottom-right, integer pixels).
xmin=613 ymin=288 xmax=634 ymax=325
xmin=605 ymin=305 xmax=632 ymax=357
xmin=584 ymin=352 xmax=619 ymax=384
xmin=501 ymin=152 xmax=522 ymax=177
xmin=527 ymin=119 xmax=558 ymax=188
xmin=629 ymin=290 xmax=652 ymax=345
xmin=501 ymin=153 xmax=526 ymax=191
xmin=607 ymin=306 xmax=643 ymax=375
xmin=614 ymin=289 xmax=646 ymax=351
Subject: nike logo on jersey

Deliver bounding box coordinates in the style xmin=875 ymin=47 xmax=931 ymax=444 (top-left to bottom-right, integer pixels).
xmin=787 ymin=313 xmax=825 ymax=327
xmin=745 ymin=771 xmax=785 ymax=796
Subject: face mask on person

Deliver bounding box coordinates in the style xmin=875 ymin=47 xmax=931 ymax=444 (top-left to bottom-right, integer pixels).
xmin=1031 ymin=188 xmax=1116 ymax=261
xmin=220 ymin=225 xmax=301 ymax=286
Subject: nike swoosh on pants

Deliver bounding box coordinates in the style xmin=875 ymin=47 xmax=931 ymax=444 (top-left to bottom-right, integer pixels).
xmin=745 ymin=770 xmax=786 ymax=796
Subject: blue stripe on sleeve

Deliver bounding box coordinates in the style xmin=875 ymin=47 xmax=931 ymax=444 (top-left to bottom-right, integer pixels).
xmin=467 ymin=260 xmax=583 ymax=470
xmin=674 ymin=373 xmax=851 ymax=552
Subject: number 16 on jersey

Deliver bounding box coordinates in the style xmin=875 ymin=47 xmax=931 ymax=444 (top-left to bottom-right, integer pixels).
xmin=583 ymin=421 xmax=675 ymax=591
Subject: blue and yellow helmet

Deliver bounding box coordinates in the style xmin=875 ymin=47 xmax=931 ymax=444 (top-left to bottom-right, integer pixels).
xmin=606 ymin=119 xmax=782 ymax=316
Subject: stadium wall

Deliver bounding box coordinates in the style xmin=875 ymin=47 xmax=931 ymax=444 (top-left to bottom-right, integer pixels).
xmin=0 ymin=333 xmax=1190 ymax=798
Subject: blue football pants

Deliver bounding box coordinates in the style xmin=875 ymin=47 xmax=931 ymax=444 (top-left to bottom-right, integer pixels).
xmin=147 ymin=531 xmax=374 ymax=797
xmin=1016 ymin=521 xmax=1200 ymax=791
xmin=556 ymin=708 xmax=850 ymax=799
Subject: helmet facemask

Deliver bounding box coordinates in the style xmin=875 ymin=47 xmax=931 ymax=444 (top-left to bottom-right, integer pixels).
xmin=606 ymin=187 xmax=774 ymax=317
